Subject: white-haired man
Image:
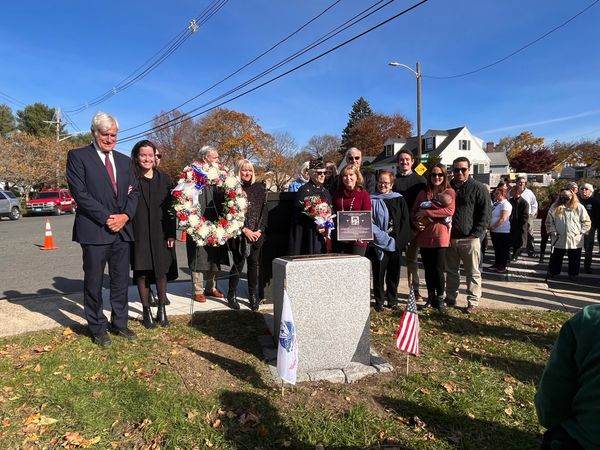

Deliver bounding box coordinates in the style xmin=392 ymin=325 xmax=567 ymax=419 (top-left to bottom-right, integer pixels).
xmin=580 ymin=183 xmax=599 ymax=273
xmin=67 ymin=112 xmax=139 ymax=347
xmin=515 ymin=175 xmax=538 ymax=257
xmin=344 ymin=147 xmax=376 ymax=194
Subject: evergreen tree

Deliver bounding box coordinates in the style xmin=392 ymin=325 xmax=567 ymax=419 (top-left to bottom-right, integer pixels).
xmin=16 ymin=102 xmax=65 ymax=137
xmin=0 ymin=104 xmax=16 ymax=137
xmin=340 ymin=97 xmax=373 ymax=152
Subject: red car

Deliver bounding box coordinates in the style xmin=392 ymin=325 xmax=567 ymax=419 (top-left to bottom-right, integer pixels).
xmin=26 ymin=189 xmax=77 ymax=216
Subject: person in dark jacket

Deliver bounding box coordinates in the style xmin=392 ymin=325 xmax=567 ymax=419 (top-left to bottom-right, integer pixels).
xmin=288 ymin=159 xmax=332 ymax=256
xmin=536 ymin=304 xmax=600 ymax=450
xmin=227 ymin=159 xmax=267 ymax=311
xmin=509 ymin=184 xmax=529 ymax=262
xmin=344 ymin=147 xmax=376 ymax=194
xmin=445 ymin=157 xmax=490 ymax=314
xmin=579 ymin=183 xmax=599 ymax=273
xmin=130 ymin=140 xmax=177 ymax=328
xmin=393 ymin=149 xmax=427 ymax=302
xmin=369 ymin=170 xmax=410 ymax=312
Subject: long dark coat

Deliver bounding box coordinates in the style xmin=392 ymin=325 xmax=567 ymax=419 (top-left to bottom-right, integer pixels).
xmin=229 ymin=181 xmax=267 ymax=257
xmin=131 ymin=169 xmax=177 ymax=280
xmin=186 ymin=185 xmax=230 ymax=271
xmin=288 ymin=181 xmax=332 ymax=256
xmin=509 ymin=196 xmax=529 ymax=252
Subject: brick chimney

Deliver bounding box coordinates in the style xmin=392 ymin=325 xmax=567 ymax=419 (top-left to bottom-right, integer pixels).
xmin=486 ymin=142 xmax=495 ymax=153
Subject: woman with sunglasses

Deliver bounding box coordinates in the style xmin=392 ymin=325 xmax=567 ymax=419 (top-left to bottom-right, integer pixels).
xmin=288 ymin=159 xmax=332 ymax=255
xmin=411 ymin=164 xmax=455 ymax=312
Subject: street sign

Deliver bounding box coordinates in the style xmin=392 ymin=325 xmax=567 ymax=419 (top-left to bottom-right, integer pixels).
xmin=415 ymin=163 xmax=427 ymax=176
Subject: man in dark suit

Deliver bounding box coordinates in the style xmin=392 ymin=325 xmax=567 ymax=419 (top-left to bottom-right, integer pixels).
xmin=66 ymin=112 xmax=139 ymax=347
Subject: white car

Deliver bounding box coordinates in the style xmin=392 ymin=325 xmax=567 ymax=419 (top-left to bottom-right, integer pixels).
xmin=0 ymin=190 xmax=21 ymax=220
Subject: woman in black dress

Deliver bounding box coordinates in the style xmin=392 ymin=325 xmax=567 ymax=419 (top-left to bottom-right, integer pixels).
xmin=130 ymin=140 xmax=177 ymax=328
xmin=227 ymin=159 xmax=267 ymax=311
xmin=288 ymin=159 xmax=332 ymax=256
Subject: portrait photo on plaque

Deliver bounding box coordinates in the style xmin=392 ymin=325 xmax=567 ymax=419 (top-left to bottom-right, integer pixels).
xmin=336 ymin=210 xmax=373 ymax=241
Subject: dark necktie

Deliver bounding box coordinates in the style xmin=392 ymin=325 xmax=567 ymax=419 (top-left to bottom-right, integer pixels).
xmin=104 ymin=152 xmax=118 ymax=195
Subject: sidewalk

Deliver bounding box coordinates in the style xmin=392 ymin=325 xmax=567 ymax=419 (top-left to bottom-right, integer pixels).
xmin=1 ymin=265 xmax=598 ymax=339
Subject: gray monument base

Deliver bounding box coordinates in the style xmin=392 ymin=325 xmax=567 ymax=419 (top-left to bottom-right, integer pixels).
xmin=262 ymin=254 xmax=393 ymax=383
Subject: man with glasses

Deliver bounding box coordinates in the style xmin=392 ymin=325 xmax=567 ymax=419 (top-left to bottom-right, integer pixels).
xmin=516 ymin=176 xmax=539 ymax=257
xmin=393 ymin=149 xmax=426 ymax=301
xmin=344 ymin=147 xmax=376 ymax=194
xmin=579 ymin=183 xmax=599 ymax=274
xmin=445 ymin=157 xmax=490 ymax=314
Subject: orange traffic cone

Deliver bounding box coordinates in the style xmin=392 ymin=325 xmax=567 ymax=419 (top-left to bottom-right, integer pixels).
xmin=40 ymin=219 xmax=58 ymax=251
xmin=177 ymin=230 xmax=187 ymax=242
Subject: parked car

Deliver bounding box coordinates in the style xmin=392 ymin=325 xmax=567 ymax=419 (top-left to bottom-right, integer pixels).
xmin=0 ymin=190 xmax=21 ymax=220
xmin=26 ymin=189 xmax=77 ymax=216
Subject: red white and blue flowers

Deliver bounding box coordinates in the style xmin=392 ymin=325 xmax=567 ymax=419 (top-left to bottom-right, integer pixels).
xmin=302 ymin=195 xmax=335 ymax=237
xmin=172 ymin=162 xmax=247 ymax=247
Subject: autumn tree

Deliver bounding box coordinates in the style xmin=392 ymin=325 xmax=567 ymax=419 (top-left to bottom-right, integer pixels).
xmin=549 ymin=138 xmax=600 ymax=171
xmin=149 ymin=109 xmax=201 ymax=179
xmin=258 ymin=131 xmax=299 ymax=192
xmin=69 ymin=132 xmax=93 ymax=148
xmin=0 ymin=104 xmax=16 ymax=137
xmin=341 ymin=97 xmax=373 ymax=152
xmin=303 ymin=134 xmax=341 ymax=162
xmin=346 ymin=112 xmax=412 ymax=156
xmin=508 ymin=147 xmax=557 ymax=173
xmin=197 ymin=108 xmax=274 ymax=168
xmin=496 ymin=131 xmax=544 ymax=160
xmin=16 ymin=103 xmax=65 ymax=138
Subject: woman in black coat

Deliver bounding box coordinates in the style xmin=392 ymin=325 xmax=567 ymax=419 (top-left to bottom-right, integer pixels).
xmin=227 ymin=159 xmax=267 ymax=311
xmin=131 ymin=140 xmax=177 ymax=328
xmin=509 ymin=184 xmax=529 ymax=262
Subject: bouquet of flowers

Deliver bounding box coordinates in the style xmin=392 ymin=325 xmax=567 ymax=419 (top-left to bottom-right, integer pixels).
xmin=302 ymin=196 xmax=335 ymax=238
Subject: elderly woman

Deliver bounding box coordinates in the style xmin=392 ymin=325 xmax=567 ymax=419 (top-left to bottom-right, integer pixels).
xmin=227 ymin=159 xmax=267 ymax=311
xmin=287 ymin=161 xmax=310 ymax=192
xmin=130 ymin=140 xmax=177 ymax=328
xmin=488 ymin=184 xmax=512 ymax=273
xmin=412 ymin=164 xmax=455 ymax=311
xmin=332 ymin=165 xmax=371 ymax=256
xmin=369 ymin=170 xmax=410 ymax=312
xmin=288 ymin=159 xmax=332 ymax=255
xmin=546 ymin=189 xmax=591 ymax=281
xmin=324 ymin=160 xmax=339 ymax=196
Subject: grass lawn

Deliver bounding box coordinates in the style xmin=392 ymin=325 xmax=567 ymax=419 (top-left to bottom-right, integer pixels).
xmin=0 ymin=307 xmax=569 ymax=449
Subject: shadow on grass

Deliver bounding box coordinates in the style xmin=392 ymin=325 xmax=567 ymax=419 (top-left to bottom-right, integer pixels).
xmin=375 ymin=395 xmax=540 ymax=450
xmin=218 ymin=390 xmax=372 ymax=450
xmin=455 ymin=349 xmax=546 ymax=384
xmin=426 ymin=312 xmax=559 ymax=350
xmin=188 ymin=348 xmax=269 ymax=389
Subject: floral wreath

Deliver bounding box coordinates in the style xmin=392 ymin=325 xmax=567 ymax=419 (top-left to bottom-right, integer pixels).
xmin=172 ymin=161 xmax=247 ymax=247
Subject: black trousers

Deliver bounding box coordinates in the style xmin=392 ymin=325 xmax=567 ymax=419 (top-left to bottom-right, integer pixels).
xmin=81 ymin=236 xmax=131 ymax=337
xmin=548 ymin=247 xmax=582 ymax=277
xmin=420 ymin=247 xmax=446 ymax=299
xmin=229 ymin=246 xmax=261 ymax=297
xmin=490 ymin=232 xmax=511 ymax=268
xmin=369 ymin=247 xmax=400 ymax=307
xmin=541 ymin=426 xmax=583 ymax=450
xmin=583 ymin=226 xmax=598 ymax=269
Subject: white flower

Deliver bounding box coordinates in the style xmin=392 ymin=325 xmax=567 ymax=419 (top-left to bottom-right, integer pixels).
xmin=206 ymin=167 xmax=219 ymax=181
xmin=188 ymin=215 xmax=199 ymax=227
xmin=224 ymin=176 xmax=238 ymax=189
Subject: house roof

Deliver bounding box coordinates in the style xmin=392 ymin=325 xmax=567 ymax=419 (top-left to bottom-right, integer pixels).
xmin=429 ymin=127 xmax=464 ymax=156
xmin=370 ymin=136 xmax=418 ymax=165
xmin=487 ymin=152 xmax=509 ymax=166
xmin=426 ymin=129 xmax=449 ymax=136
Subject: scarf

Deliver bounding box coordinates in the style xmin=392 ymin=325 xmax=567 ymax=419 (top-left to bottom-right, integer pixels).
xmin=370 ymin=191 xmax=402 ymax=260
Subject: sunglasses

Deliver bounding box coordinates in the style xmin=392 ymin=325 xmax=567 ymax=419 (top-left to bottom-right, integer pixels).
xmin=430 ymin=173 xmax=444 ymax=178
xmin=315 ymin=170 xmax=326 ymax=175
xmin=347 ymin=156 xmax=361 ymax=161
xmin=155 ymin=153 xmax=162 ymax=159
xmin=581 ymin=187 xmax=590 ymax=191
xmin=452 ymin=167 xmax=468 ymax=174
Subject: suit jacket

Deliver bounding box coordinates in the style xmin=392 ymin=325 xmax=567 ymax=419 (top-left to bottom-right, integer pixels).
xmin=66 ymin=144 xmax=139 ymax=244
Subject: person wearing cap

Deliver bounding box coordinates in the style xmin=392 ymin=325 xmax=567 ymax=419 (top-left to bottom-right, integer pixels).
xmin=288 ymin=159 xmax=332 ymax=255
xmin=579 ymin=183 xmax=600 ymax=274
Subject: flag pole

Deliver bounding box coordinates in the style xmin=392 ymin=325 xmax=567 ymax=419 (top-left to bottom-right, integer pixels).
xmin=281 ymin=380 xmax=285 ymax=397
xmin=406 ymin=354 xmax=410 ymax=376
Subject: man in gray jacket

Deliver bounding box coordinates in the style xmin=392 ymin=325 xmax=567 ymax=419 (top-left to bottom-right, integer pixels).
xmin=445 ymin=157 xmax=490 ymax=314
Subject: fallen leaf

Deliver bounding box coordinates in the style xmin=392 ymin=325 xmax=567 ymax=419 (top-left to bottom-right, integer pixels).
xmin=63 ymin=328 xmax=74 ymax=336
xmin=34 ymin=364 xmax=41 ymax=373
xmin=504 ymin=407 xmax=513 ymax=416
xmin=64 ymin=373 xmax=72 ymax=381
xmin=212 ymin=418 xmax=221 ymax=428
xmin=38 ymin=415 xmax=58 ymax=426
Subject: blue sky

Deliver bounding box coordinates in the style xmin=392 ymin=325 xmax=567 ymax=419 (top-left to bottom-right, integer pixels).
xmin=1 ymin=0 xmax=599 ymax=153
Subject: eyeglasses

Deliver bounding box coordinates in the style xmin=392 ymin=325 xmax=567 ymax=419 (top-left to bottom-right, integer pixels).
xmin=452 ymin=167 xmax=468 ymax=174
xmin=347 ymin=156 xmax=361 ymax=161
xmin=378 ymin=181 xmax=392 ymax=186
xmin=581 ymin=187 xmax=590 ymax=191
xmin=155 ymin=153 xmax=162 ymax=159
xmin=315 ymin=170 xmax=326 ymax=175
xmin=430 ymin=173 xmax=444 ymax=178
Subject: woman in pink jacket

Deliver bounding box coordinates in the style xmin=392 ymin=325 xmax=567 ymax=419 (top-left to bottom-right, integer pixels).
xmin=412 ymin=164 xmax=455 ymax=312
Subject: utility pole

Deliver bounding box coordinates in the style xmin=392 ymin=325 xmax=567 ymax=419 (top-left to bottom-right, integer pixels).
xmin=416 ymin=62 xmax=422 ymax=164
xmin=44 ymin=108 xmax=72 ymax=187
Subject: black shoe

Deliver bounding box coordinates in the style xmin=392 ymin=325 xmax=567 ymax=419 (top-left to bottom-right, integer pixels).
xmin=156 ymin=304 xmax=169 ymax=327
xmin=93 ymin=332 xmax=112 ymax=347
xmin=249 ymin=295 xmax=259 ymax=312
xmin=142 ymin=306 xmax=156 ymax=329
xmin=584 ymin=267 xmax=592 ymax=274
xmin=388 ymin=304 xmax=400 ymax=311
xmin=111 ymin=327 xmax=138 ymax=341
xmin=373 ymin=303 xmax=384 ymax=312
xmin=528 ymin=252 xmax=537 ymax=258
xmin=226 ymin=291 xmax=240 ymax=310
xmin=433 ymin=296 xmax=448 ymax=314
xmin=568 ymin=275 xmax=579 ymax=282
xmin=444 ymin=298 xmax=457 ymax=307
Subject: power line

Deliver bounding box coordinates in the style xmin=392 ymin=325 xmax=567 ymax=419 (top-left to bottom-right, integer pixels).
xmin=0 ymin=91 xmax=27 ymax=108
xmin=423 ymin=0 xmax=599 ymax=80
xmin=118 ymin=0 xmax=431 ymax=144
xmin=120 ymin=0 xmax=400 ymax=140
xmin=120 ymin=0 xmax=347 ymax=133
xmin=64 ymin=0 xmax=228 ymax=114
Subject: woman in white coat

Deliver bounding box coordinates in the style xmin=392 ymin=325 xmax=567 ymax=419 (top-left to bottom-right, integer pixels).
xmin=545 ymin=188 xmax=591 ymax=281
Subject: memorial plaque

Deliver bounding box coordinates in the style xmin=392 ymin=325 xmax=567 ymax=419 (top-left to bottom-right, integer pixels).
xmin=336 ymin=211 xmax=373 ymax=241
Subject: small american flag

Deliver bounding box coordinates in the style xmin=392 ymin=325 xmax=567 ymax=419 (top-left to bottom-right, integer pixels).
xmin=394 ymin=287 xmax=420 ymax=356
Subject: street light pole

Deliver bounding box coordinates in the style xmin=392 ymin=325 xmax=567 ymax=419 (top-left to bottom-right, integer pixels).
xmin=388 ymin=61 xmax=422 ymax=163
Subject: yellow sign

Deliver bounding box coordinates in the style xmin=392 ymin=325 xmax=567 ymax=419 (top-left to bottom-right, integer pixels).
xmin=414 ymin=163 xmax=427 ymax=176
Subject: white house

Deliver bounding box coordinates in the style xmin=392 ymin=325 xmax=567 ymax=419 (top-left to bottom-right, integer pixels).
xmin=369 ymin=126 xmax=491 ymax=174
